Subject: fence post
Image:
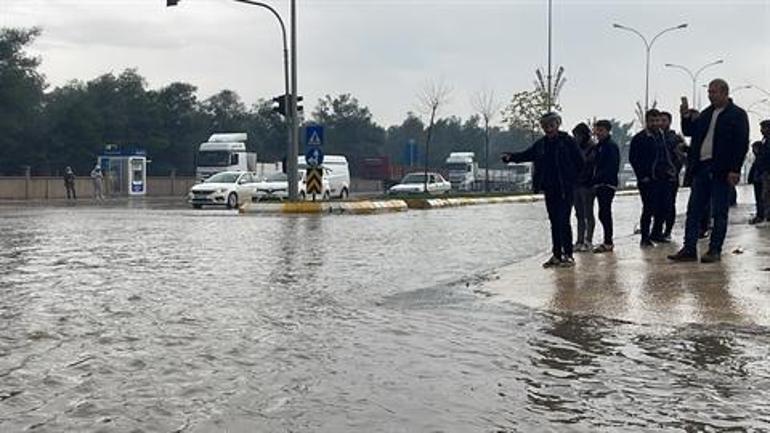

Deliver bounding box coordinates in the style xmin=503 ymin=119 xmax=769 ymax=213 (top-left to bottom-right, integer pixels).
xmin=24 ymin=166 xmax=31 ymax=200
xmin=170 ymin=169 xmax=176 ymax=196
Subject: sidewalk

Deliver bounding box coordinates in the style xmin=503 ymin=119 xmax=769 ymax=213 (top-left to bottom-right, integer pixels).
xmin=478 ymin=218 xmax=770 ymax=327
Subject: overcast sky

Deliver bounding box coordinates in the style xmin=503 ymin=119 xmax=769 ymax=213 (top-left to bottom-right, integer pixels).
xmin=4 ymin=0 xmax=770 ymax=140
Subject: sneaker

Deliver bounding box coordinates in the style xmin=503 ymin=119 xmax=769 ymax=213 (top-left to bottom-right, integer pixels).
xmin=667 ymin=248 xmax=698 ymax=262
xmin=559 ymin=256 xmax=576 ymax=268
xmin=660 ymin=235 xmax=672 ymax=243
xmin=749 ymin=216 xmax=765 ymax=225
xmin=542 ymin=255 xmax=562 ymax=268
xmin=640 ymin=239 xmax=655 ymax=248
xmin=700 ymin=250 xmax=721 ymax=263
xmin=592 ymin=243 xmax=614 ymax=254
xmin=573 ymin=243 xmax=586 ymax=252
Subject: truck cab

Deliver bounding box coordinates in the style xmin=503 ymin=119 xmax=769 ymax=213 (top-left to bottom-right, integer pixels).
xmin=445 ymin=152 xmax=478 ymax=192
xmin=196 ymin=133 xmax=257 ymax=180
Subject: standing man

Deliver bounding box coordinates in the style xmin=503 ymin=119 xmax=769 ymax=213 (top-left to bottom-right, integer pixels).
xmin=659 ymin=111 xmax=686 ymax=242
xmin=63 ymin=166 xmax=77 ymax=200
xmin=591 ymin=120 xmax=620 ymax=253
xmin=748 ymin=141 xmax=765 ymax=224
xmin=629 ymin=109 xmax=670 ymax=247
xmin=90 ymin=164 xmax=105 ymax=202
xmin=572 ymin=123 xmax=596 ymax=252
xmin=755 ymin=120 xmax=770 ymax=224
xmin=502 ymin=112 xmax=584 ymax=268
xmin=668 ymin=79 xmax=750 ymax=263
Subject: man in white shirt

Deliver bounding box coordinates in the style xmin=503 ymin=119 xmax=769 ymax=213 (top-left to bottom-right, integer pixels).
xmin=668 ymin=79 xmax=750 ymax=263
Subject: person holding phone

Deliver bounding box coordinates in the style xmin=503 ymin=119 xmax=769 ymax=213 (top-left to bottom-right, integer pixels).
xmin=668 ymin=79 xmax=750 ymax=263
xmin=501 ymin=112 xmax=584 ymax=268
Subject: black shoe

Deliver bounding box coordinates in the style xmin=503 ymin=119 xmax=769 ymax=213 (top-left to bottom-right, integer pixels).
xmin=649 ymin=234 xmax=666 ymax=243
xmin=749 ymin=216 xmax=764 ymax=225
xmin=700 ymin=250 xmax=721 ymax=263
xmin=668 ymin=248 xmax=697 ymax=262
xmin=542 ymin=255 xmax=562 ymax=268
xmin=559 ymin=256 xmax=576 ymax=268
xmin=640 ymin=239 xmax=655 ymax=248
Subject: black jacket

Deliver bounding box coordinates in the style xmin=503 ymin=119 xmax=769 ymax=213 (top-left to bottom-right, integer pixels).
xmin=592 ymin=136 xmax=620 ymax=188
xmin=681 ymin=99 xmax=750 ymax=184
xmin=749 ymin=139 xmax=770 ymax=184
xmin=575 ymin=140 xmax=597 ymax=187
xmin=629 ymin=129 xmax=677 ymax=183
xmin=506 ymin=131 xmax=584 ymax=195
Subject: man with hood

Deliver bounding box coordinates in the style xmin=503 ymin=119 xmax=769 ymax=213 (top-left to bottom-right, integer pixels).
xmin=502 ymin=112 xmax=584 ymax=268
xmin=90 ymin=164 xmax=105 ymax=201
xmin=571 ymin=122 xmax=596 ymax=252
xmin=63 ymin=166 xmax=76 ymax=200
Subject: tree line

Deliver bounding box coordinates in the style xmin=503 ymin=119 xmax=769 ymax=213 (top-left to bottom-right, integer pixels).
xmin=1 ymin=27 xmax=634 ymax=177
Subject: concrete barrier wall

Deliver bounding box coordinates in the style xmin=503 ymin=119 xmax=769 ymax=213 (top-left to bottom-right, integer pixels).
xmin=0 ymin=176 xmax=198 ymax=200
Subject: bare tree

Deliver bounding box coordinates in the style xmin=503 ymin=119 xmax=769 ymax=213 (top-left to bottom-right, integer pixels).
xmin=416 ymin=79 xmax=452 ymax=193
xmin=471 ymin=88 xmax=502 ymax=193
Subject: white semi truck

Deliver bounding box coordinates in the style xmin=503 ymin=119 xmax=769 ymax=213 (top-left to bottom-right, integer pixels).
xmin=196 ymin=133 xmax=257 ymax=180
xmin=444 ymin=152 xmax=478 ymax=191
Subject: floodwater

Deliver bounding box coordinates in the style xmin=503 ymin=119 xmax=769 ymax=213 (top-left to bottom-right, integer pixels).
xmin=1 ymin=194 xmax=768 ymax=432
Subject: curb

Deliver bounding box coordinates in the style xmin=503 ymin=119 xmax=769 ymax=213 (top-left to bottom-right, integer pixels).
xmin=239 ymin=200 xmax=407 ymax=215
xmin=405 ymin=195 xmax=541 ymax=209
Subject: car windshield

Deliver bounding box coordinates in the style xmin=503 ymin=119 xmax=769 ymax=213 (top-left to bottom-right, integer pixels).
xmin=446 ymin=163 xmax=469 ymax=172
xmin=205 ymin=172 xmax=239 ymax=183
xmin=401 ymin=174 xmax=428 ymax=184
xmin=198 ymin=151 xmax=231 ymax=167
xmin=266 ymin=172 xmax=287 ymax=182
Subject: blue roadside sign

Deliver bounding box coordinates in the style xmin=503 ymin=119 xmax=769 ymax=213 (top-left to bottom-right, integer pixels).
xmin=305 ymin=146 xmax=324 ymax=168
xmin=305 ymin=125 xmax=324 ymax=148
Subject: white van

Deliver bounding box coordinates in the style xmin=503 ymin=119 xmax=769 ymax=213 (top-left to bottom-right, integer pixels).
xmin=297 ymin=155 xmax=351 ymax=199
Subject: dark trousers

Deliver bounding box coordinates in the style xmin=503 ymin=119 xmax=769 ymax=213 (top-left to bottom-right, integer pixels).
xmin=664 ymin=183 xmax=679 ymax=237
xmin=65 ymin=184 xmax=76 ymax=200
xmin=683 ymin=164 xmax=731 ymax=254
xmin=651 ymin=181 xmax=675 ymax=238
xmin=595 ymin=186 xmax=615 ymax=245
xmin=754 ymin=182 xmax=765 ymax=219
xmin=639 ymin=181 xmax=664 ymax=242
xmin=545 ymin=191 xmax=574 ymax=258
xmin=573 ymin=186 xmax=595 ymax=245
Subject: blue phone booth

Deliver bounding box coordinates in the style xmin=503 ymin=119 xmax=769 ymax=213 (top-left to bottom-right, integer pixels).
xmin=98 ymin=148 xmax=148 ymax=196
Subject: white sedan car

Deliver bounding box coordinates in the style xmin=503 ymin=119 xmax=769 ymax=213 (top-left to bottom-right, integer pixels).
xmin=388 ymin=172 xmax=452 ymax=196
xmin=252 ymin=171 xmax=331 ymax=201
xmin=188 ymin=171 xmax=257 ymax=209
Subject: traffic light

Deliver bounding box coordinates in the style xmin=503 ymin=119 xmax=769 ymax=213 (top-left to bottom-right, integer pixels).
xmin=297 ymin=96 xmax=304 ymax=113
xmin=272 ymin=94 xmax=288 ymax=116
xmin=166 ymin=0 xmax=180 ymax=6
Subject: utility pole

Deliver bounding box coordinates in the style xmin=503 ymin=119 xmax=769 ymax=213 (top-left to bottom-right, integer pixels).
xmin=288 ymin=0 xmax=299 ymax=200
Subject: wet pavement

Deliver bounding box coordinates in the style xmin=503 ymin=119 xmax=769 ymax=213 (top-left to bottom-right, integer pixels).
xmin=1 ymin=189 xmax=769 ymax=432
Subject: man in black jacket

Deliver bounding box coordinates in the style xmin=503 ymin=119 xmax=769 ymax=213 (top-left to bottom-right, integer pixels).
xmin=668 ymin=79 xmax=750 ymax=263
xmin=591 ymin=120 xmax=620 ymax=253
xmin=502 ymin=112 xmax=584 ymax=268
xmin=751 ymin=119 xmax=770 ymax=224
xmin=629 ymin=109 xmax=673 ymax=247
xmin=658 ymin=111 xmax=686 ymax=242
xmin=572 ymin=122 xmax=597 ymax=252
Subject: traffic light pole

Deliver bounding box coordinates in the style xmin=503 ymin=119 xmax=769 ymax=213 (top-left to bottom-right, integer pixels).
xmin=288 ymin=0 xmax=299 ymax=201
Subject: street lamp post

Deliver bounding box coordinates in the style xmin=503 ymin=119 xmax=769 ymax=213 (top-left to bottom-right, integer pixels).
xmin=664 ymin=59 xmax=723 ymax=109
xmin=613 ymin=22 xmax=688 ymax=112
xmin=546 ymin=0 xmax=553 ymax=112
xmin=167 ymin=0 xmax=298 ymax=200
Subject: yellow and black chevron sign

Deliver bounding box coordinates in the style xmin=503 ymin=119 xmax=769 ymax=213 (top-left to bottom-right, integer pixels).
xmin=306 ymin=168 xmax=323 ymax=195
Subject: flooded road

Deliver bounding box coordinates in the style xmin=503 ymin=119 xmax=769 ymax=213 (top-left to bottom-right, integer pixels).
xmin=1 ymin=194 xmax=769 ymax=432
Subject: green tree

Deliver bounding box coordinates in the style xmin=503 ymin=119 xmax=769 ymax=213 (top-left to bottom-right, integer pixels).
xmin=0 ymin=27 xmax=45 ymax=174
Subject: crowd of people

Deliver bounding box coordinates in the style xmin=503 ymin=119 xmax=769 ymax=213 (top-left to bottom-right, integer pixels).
xmin=502 ymin=78 xmax=768 ymax=268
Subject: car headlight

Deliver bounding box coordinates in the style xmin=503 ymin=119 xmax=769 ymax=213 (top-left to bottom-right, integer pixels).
xmin=217 ymin=188 xmax=227 ymax=193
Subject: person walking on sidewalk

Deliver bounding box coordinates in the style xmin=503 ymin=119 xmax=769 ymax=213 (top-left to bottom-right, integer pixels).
xmin=591 ymin=120 xmax=620 ymax=253
xmin=752 ymin=120 xmax=770 ymax=225
xmin=571 ymin=122 xmax=597 ymax=252
xmin=629 ymin=109 xmax=671 ymax=247
xmin=668 ymin=79 xmax=750 ymax=263
xmin=90 ymin=164 xmax=105 ymax=201
xmin=63 ymin=166 xmax=77 ymax=200
xmin=502 ymin=112 xmax=584 ymax=268
xmin=660 ymin=111 xmax=687 ymax=242
xmin=748 ymin=141 xmax=766 ymax=224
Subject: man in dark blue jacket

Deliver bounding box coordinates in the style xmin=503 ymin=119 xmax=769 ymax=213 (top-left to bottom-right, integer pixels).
xmin=502 ymin=112 xmax=584 ymax=268
xmin=629 ymin=109 xmax=673 ymax=247
xmin=659 ymin=111 xmax=687 ymax=241
xmin=668 ymin=79 xmax=750 ymax=263
xmin=750 ymin=119 xmax=770 ymax=224
xmin=591 ymin=120 xmax=620 ymax=253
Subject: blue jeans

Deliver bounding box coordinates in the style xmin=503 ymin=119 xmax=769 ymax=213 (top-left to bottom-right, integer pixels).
xmin=683 ymin=163 xmax=731 ymax=254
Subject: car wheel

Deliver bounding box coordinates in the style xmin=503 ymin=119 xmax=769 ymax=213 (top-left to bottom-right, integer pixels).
xmin=300 ymin=191 xmax=306 ymax=201
xmin=340 ymin=188 xmax=349 ymax=200
xmin=226 ymin=192 xmax=238 ymax=209
xmin=192 ymin=204 xmax=202 ymax=209
xmin=323 ymin=191 xmax=330 ymax=201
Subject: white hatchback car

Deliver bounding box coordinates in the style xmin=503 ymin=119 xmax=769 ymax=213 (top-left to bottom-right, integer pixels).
xmin=188 ymin=171 xmax=257 ymax=209
xmin=388 ymin=172 xmax=452 ymax=195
